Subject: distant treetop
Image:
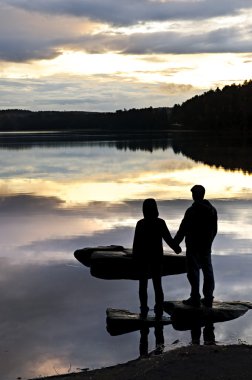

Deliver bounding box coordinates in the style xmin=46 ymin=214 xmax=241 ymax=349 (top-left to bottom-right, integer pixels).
xmin=171 ymin=80 xmax=252 ymax=132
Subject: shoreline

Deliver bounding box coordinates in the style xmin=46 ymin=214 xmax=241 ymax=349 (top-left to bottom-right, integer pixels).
xmin=33 ymin=344 xmax=252 ymax=380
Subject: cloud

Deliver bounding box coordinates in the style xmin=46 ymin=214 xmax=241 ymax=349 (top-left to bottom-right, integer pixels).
xmin=0 ymin=0 xmax=250 ymax=110
xmin=62 ymin=25 xmax=252 ymax=55
xmin=1 ymin=27 xmax=251 ymax=63
xmin=0 ymin=258 xmax=140 ymax=378
xmin=0 ymin=1 xmax=252 ymax=63
xmin=0 ymin=4 xmax=96 ymax=62
xmin=0 ymin=76 xmax=200 ymax=111
xmin=4 ymin=0 xmax=252 ymax=26
xmin=0 ymin=38 xmax=60 ymax=62
xmin=1 ymin=253 xmax=252 ymax=379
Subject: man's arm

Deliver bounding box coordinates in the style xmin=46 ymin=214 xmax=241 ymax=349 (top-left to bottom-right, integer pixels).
xmin=173 ymin=210 xmax=190 ymax=245
xmin=161 ymin=220 xmax=181 ymax=254
xmin=212 ymin=208 xmax=218 ymax=239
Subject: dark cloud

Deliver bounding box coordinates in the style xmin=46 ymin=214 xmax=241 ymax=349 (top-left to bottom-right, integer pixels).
xmin=0 ymin=194 xmax=64 ymax=214
xmin=4 ymin=0 xmax=252 ymax=26
xmin=0 ymin=38 xmax=60 ymax=62
xmin=0 ymin=1 xmax=251 ymax=63
xmin=1 ymin=24 xmax=251 ymax=63
xmin=65 ymin=26 xmax=252 ymax=55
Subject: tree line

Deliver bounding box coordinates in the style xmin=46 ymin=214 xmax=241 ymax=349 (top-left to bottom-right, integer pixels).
xmin=171 ymin=80 xmax=252 ymax=134
xmin=0 ymin=107 xmax=171 ymax=132
xmin=1 ymin=81 xmax=252 ymax=134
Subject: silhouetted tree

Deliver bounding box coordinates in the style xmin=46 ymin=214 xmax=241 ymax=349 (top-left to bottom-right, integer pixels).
xmin=171 ymin=80 xmax=252 ymax=134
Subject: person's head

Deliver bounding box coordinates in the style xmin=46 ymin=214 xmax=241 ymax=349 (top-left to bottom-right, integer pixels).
xmin=142 ymin=198 xmax=159 ymax=218
xmin=191 ymin=184 xmax=205 ymax=201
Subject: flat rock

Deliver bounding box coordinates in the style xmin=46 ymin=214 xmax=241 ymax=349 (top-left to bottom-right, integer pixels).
xmin=74 ymin=245 xmax=186 ymax=280
xmin=164 ymin=300 xmax=251 ymax=329
xmin=106 ymin=308 xmax=171 ymax=336
xmin=74 ymin=245 xmax=125 ymax=267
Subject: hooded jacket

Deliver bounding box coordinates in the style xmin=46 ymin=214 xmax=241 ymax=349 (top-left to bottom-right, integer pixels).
xmin=132 ymin=217 xmax=178 ymax=261
xmin=174 ymin=199 xmax=217 ymax=254
xmin=132 ymin=199 xmax=179 ymax=261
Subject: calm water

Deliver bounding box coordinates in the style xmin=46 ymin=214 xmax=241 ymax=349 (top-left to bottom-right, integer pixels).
xmin=1 ymin=132 xmax=252 ymax=379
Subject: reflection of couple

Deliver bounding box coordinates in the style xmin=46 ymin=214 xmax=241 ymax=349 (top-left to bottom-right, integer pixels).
xmin=139 ymin=322 xmax=215 ymax=359
xmin=132 ymin=185 xmax=218 ymax=319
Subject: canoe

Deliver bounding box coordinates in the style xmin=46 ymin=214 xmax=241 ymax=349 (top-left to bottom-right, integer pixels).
xmin=74 ymin=245 xmax=186 ymax=280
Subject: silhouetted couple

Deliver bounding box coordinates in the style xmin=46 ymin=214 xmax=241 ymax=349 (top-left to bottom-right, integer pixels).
xmin=132 ymin=185 xmax=217 ymax=319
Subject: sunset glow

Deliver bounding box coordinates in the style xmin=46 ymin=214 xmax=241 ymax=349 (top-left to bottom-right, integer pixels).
xmin=0 ymin=1 xmax=251 ymax=111
xmin=1 ymin=158 xmax=252 ymax=206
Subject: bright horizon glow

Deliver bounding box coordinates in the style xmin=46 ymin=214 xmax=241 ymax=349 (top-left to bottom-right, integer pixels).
xmin=0 ymin=1 xmax=252 ymax=111
xmin=1 ymin=51 xmax=249 ymax=89
xmin=1 ymin=163 xmax=252 ymax=205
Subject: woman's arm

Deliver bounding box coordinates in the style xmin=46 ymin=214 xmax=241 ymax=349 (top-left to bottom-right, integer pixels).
xmin=161 ymin=220 xmax=181 ymax=254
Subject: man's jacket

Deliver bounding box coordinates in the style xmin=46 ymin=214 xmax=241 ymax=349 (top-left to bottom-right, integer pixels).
xmin=174 ymin=200 xmax=217 ymax=254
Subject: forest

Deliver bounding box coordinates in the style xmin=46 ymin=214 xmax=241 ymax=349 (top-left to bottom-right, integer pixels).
xmin=170 ymin=80 xmax=252 ymax=134
xmin=0 ymin=107 xmax=171 ymax=132
xmin=1 ymin=81 xmax=252 ymax=134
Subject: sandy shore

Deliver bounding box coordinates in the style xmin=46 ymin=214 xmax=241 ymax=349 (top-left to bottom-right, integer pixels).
xmin=34 ymin=344 xmax=252 ymax=380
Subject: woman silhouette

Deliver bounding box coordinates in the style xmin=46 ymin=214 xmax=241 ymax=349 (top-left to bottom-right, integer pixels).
xmin=133 ymin=198 xmax=181 ymax=319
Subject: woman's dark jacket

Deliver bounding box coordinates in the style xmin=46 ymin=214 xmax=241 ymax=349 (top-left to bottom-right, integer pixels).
xmin=133 ymin=217 xmax=178 ymax=262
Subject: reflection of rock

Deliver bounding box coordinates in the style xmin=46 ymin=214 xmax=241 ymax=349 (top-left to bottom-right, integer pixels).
xmin=164 ymin=300 xmax=252 ymax=330
xmin=106 ymin=308 xmax=171 ymax=336
xmin=106 ymin=301 xmax=252 ymax=338
xmin=74 ymin=245 xmax=186 ymax=280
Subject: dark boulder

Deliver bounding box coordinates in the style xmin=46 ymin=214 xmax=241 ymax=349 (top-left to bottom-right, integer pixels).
xmin=74 ymin=245 xmax=186 ymax=280
xmin=163 ymin=300 xmax=252 ymax=330
xmin=106 ymin=308 xmax=171 ymax=336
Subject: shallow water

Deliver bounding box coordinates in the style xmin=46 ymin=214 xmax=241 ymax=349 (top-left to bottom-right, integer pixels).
xmin=1 ymin=132 xmax=252 ymax=379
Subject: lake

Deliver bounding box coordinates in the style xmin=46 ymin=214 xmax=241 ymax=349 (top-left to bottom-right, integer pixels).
xmin=1 ymin=131 xmax=252 ymax=379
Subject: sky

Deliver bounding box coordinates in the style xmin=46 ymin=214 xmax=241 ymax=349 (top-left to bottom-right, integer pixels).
xmin=0 ymin=0 xmax=252 ymax=112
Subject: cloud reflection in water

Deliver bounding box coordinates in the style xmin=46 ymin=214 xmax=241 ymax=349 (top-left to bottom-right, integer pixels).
xmin=1 ymin=139 xmax=252 ymax=378
xmin=0 ymin=255 xmax=252 ymax=379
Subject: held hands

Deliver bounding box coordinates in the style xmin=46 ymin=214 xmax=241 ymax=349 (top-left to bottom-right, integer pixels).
xmin=174 ymin=245 xmax=182 ymax=255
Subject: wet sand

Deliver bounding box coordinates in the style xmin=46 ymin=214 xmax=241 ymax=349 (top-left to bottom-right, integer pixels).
xmin=34 ymin=344 xmax=252 ymax=380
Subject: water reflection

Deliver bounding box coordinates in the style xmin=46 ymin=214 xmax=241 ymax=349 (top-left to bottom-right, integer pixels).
xmin=0 ymin=254 xmax=252 ymax=379
xmin=139 ymin=325 xmax=165 ymax=357
xmin=139 ymin=322 xmax=215 ymax=356
xmin=190 ymin=323 xmax=215 ymax=345
xmin=1 ymin=195 xmax=252 ymax=260
xmin=1 ymin=131 xmax=252 ymax=175
xmin=106 ymin=299 xmax=250 ymax=358
xmin=1 ymin=139 xmax=252 ymax=206
xmin=172 ymin=131 xmax=252 ymax=174
xmin=0 ymin=131 xmax=173 ymax=153
xmin=0 ymin=134 xmax=252 ymax=379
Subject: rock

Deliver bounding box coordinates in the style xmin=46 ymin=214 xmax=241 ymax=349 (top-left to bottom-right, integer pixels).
xmin=74 ymin=245 xmax=186 ymax=280
xmin=105 ymin=302 xmax=252 ymax=336
xmin=74 ymin=245 xmax=124 ymax=267
xmin=106 ymin=308 xmax=171 ymax=336
xmin=163 ymin=300 xmax=251 ymax=330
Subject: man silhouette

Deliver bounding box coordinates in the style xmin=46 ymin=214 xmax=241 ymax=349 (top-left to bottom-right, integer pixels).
xmin=174 ymin=185 xmax=217 ymax=307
